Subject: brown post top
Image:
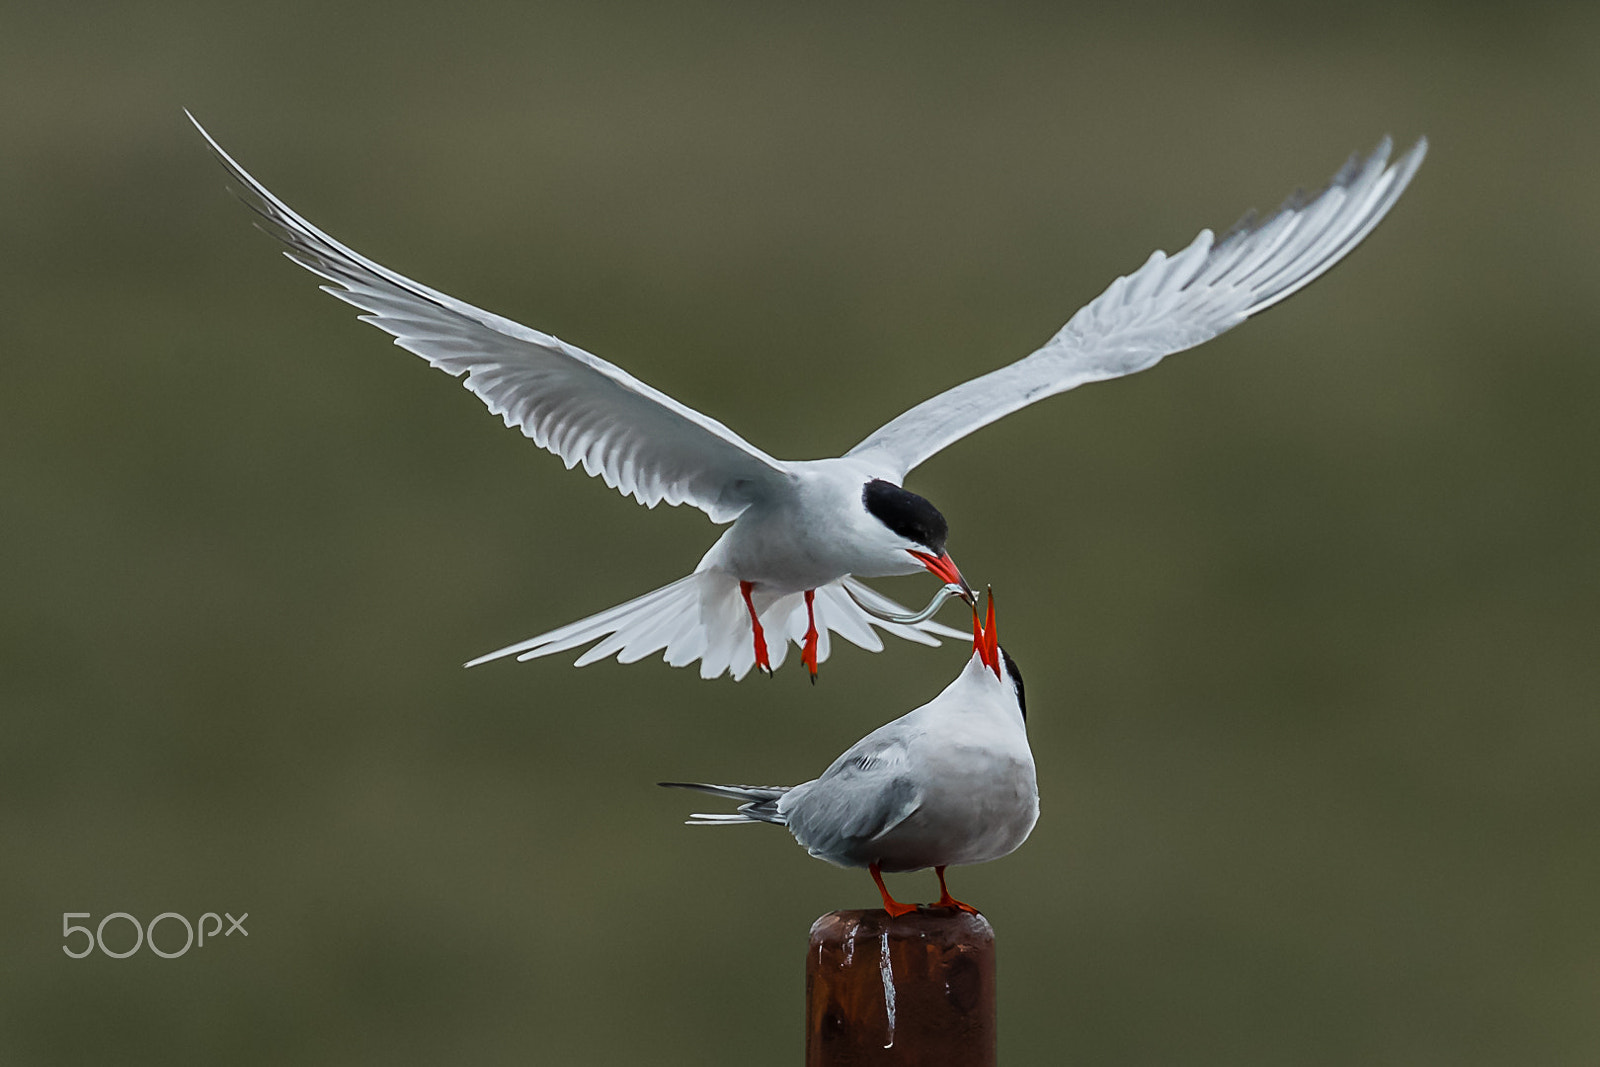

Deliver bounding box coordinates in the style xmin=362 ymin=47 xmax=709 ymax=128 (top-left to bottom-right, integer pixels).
xmin=806 ymin=908 xmax=997 ymax=1066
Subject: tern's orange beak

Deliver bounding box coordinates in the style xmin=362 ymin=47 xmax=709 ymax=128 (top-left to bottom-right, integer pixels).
xmin=909 ymin=550 xmax=976 ymax=604
xmin=970 ymin=587 xmax=1000 ymax=678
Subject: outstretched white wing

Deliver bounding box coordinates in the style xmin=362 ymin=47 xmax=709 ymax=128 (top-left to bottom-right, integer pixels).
xmin=846 ymin=137 xmax=1428 ymax=480
xmin=191 ymin=113 xmax=791 ymax=523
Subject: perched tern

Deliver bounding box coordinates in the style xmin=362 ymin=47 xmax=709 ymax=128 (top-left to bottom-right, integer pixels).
xmin=662 ymin=592 xmax=1035 ymax=916
xmin=191 ymin=113 xmax=1425 ymax=681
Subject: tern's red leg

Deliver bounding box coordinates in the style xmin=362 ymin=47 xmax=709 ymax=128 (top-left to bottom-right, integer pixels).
xmin=933 ymin=865 xmax=980 ymax=915
xmin=801 ymin=589 xmax=819 ymax=683
xmin=870 ymin=863 xmax=917 ymax=918
xmin=739 ymin=580 xmax=771 ymax=675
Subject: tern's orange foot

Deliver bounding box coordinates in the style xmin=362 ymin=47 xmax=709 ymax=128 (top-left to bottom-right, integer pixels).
xmin=934 ymin=893 xmax=981 ymax=915
xmin=740 ymin=580 xmax=772 ymax=674
xmin=870 ymin=862 xmax=916 ymax=917
xmin=801 ymin=589 xmax=820 ymax=683
xmin=934 ymin=866 xmax=980 ymax=914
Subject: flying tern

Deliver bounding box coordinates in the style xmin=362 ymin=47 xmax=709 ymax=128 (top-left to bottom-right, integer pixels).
xmin=662 ymin=591 xmax=1035 ymax=916
xmin=191 ymin=113 xmax=1425 ymax=681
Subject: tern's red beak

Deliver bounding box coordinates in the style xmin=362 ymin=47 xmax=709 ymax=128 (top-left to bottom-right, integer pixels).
xmin=909 ymin=550 xmax=976 ymax=604
xmin=970 ymin=588 xmax=1000 ymax=678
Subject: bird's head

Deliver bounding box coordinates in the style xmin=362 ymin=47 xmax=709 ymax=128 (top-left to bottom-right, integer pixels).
xmin=861 ymin=479 xmax=975 ymax=602
xmin=971 ymin=588 xmax=1026 ymax=719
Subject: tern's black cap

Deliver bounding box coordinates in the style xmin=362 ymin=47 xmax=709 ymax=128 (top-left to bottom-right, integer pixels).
xmin=862 ymin=479 xmax=949 ymax=555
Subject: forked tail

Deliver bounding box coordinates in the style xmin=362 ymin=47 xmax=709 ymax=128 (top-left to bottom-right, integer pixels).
xmin=658 ymin=782 xmax=791 ymax=825
xmin=465 ymin=571 xmax=964 ymax=681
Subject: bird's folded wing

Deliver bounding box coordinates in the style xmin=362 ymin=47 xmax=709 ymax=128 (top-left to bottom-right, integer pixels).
xmin=845 ymin=137 xmax=1428 ymax=481
xmin=808 ymin=739 xmax=923 ymax=839
xmin=190 ymin=113 xmax=790 ymax=523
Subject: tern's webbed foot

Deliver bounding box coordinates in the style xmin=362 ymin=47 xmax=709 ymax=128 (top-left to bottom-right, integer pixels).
xmin=934 ymin=894 xmax=981 ymax=916
xmin=933 ymin=865 xmax=980 ymax=915
xmin=801 ymin=590 xmax=820 ymax=683
xmin=740 ymin=580 xmax=772 ymax=675
xmin=869 ymin=862 xmax=917 ymax=917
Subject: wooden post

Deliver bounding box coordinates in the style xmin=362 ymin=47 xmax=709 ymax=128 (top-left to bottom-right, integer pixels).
xmin=805 ymin=909 xmax=996 ymax=1066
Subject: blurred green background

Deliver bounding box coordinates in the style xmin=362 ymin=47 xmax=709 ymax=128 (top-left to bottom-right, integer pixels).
xmin=4 ymin=2 xmax=1597 ymax=1063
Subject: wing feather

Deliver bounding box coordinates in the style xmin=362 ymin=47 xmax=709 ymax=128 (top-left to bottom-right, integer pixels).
xmin=846 ymin=137 xmax=1427 ymax=479
xmin=191 ymin=113 xmax=790 ymax=522
xmin=783 ymin=737 xmax=923 ymax=859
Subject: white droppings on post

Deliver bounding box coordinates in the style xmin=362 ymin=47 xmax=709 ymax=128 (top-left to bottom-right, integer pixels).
xmin=878 ymin=929 xmax=897 ymax=1049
